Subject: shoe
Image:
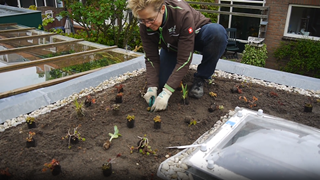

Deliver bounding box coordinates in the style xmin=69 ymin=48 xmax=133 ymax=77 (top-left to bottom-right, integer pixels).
xmin=189 ymin=77 xmax=205 ymax=99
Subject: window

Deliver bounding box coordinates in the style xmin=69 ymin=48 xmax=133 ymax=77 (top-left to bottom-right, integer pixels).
xmin=218 ymin=0 xmax=267 ymax=51
xmin=285 ymin=4 xmax=320 ymax=40
xmin=219 ymin=0 xmax=266 ymax=40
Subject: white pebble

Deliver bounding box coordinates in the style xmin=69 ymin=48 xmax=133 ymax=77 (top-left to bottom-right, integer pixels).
xmin=177 ymin=172 xmax=189 ymax=180
xmin=180 ymin=163 xmax=188 ymax=170
xmin=162 ymin=163 xmax=169 ymax=170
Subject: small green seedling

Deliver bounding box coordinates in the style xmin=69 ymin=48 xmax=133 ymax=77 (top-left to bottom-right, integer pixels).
xmin=188 ymin=120 xmax=197 ymax=127
xmin=109 ymin=125 xmax=121 ymax=142
xmin=181 ymin=83 xmax=188 ymax=100
xmin=218 ymin=105 xmax=224 ymax=110
xmin=103 ymin=125 xmax=121 ymax=150
xmin=74 ymin=98 xmax=85 ymax=117
xmin=130 ymin=135 xmax=157 ymax=155
xmin=63 ymin=125 xmax=86 ymax=149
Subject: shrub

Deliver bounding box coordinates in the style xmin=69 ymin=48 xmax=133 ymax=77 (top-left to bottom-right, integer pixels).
xmin=241 ymin=44 xmax=267 ymax=67
xmin=188 ymin=0 xmax=218 ymax=23
xmin=274 ymin=38 xmax=320 ymax=78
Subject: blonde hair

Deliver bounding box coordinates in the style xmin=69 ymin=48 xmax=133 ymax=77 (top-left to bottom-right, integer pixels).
xmin=127 ymin=0 xmax=165 ymax=17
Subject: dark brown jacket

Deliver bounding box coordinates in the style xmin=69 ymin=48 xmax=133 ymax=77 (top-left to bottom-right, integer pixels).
xmin=140 ymin=0 xmax=210 ymax=91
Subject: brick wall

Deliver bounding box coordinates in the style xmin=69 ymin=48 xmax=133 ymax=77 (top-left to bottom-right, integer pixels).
xmin=264 ymin=0 xmax=320 ymax=69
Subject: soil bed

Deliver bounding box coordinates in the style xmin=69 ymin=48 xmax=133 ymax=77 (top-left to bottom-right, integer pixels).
xmin=0 ymin=70 xmax=319 ymax=180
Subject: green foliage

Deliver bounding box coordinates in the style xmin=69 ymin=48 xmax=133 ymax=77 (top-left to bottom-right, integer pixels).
xmin=274 ymin=38 xmax=320 ymax=78
xmin=28 ymin=5 xmax=37 ymax=10
xmin=38 ymin=13 xmax=55 ymax=30
xmin=109 ymin=125 xmax=121 ymax=142
xmin=241 ymin=44 xmax=267 ymax=67
xmin=74 ymin=98 xmax=84 ymax=117
xmin=181 ymin=83 xmax=188 ymax=100
xmin=26 ymin=117 xmax=35 ymax=124
xmin=40 ymin=50 xmax=75 ymax=58
xmin=47 ymin=56 xmax=121 ymax=80
xmin=63 ymin=125 xmax=85 ymax=149
xmin=61 ymin=0 xmax=142 ymax=50
xmin=188 ymin=0 xmax=218 ymax=23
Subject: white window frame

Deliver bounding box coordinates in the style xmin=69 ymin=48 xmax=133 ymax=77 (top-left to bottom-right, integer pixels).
xmin=218 ymin=0 xmax=266 ymax=42
xmin=284 ymin=4 xmax=320 ymax=41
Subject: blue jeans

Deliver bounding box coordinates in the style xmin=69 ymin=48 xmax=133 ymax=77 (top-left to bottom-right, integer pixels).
xmin=159 ymin=23 xmax=228 ymax=88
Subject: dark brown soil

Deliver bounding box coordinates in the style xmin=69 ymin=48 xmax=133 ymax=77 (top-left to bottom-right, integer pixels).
xmin=0 ymin=70 xmax=319 ymax=180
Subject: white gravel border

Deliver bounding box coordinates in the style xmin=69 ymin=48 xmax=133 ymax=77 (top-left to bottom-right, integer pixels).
xmin=0 ymin=65 xmax=319 ymax=132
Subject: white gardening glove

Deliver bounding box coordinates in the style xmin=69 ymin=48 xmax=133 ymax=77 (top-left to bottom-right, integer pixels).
xmin=143 ymin=87 xmax=158 ymax=104
xmin=151 ymin=88 xmax=172 ymax=112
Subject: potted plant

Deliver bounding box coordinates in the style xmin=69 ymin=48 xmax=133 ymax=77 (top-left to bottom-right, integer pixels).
xmin=130 ymin=135 xmax=157 ymax=155
xmin=304 ymin=97 xmax=313 ymax=112
xmin=0 ymin=168 xmax=12 ymax=180
xmin=126 ymin=115 xmax=135 ymax=128
xmin=42 ymin=159 xmax=61 ymax=176
xmin=26 ymin=131 xmax=36 ymax=148
xmin=84 ymin=95 xmax=96 ymax=107
xmin=115 ymin=93 xmax=123 ymax=103
xmin=62 ymin=125 xmax=86 ymax=149
xmin=103 ymin=125 xmax=121 ymax=150
xmin=26 ymin=116 xmax=36 ymax=129
xmin=115 ymin=84 xmax=124 ymax=93
xmin=208 ymin=103 xmax=216 ymax=112
xmin=72 ymin=98 xmax=85 ymax=117
xmin=181 ymin=83 xmax=189 ymax=105
xmin=106 ymin=104 xmax=121 ymax=116
xmin=39 ymin=13 xmax=55 ymax=30
xmin=102 ymin=153 xmax=121 ymax=177
xmin=153 ymin=115 xmax=161 ymax=129
xmin=231 ymin=85 xmax=242 ymax=94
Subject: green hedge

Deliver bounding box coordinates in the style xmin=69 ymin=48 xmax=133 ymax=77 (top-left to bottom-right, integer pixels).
xmin=274 ymin=39 xmax=320 ymax=78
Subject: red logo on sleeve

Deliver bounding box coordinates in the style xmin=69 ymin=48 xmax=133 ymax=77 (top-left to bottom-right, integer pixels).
xmin=188 ymin=27 xmax=193 ymax=34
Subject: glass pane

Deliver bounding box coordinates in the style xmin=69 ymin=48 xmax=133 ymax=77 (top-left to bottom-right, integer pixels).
xmin=288 ymin=6 xmax=320 ymax=37
xmin=5 ymin=0 xmax=18 ymax=7
xmin=20 ymin=0 xmax=35 ymax=8
xmin=46 ymin=0 xmax=55 ymax=7
xmin=36 ymin=0 xmax=44 ymax=6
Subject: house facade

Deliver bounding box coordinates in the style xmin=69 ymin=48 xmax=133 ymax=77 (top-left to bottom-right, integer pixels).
xmin=264 ymin=0 xmax=320 ymax=69
xmin=216 ymin=0 xmax=320 ymax=69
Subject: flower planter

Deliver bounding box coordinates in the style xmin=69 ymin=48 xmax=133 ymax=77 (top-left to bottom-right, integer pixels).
xmin=208 ymin=107 xmax=215 ymax=112
xmin=52 ymin=165 xmax=61 ymax=176
xmin=154 ymin=122 xmax=161 ymax=129
xmin=304 ymin=105 xmax=313 ymax=112
xmin=70 ymin=136 xmax=79 ymax=144
xmin=27 ymin=122 xmax=36 ymax=129
xmin=115 ymin=97 xmax=122 ymax=103
xmin=230 ymin=86 xmax=242 ymax=93
xmin=127 ymin=119 xmax=135 ymax=128
xmin=26 ymin=138 xmax=36 ymax=148
xmin=102 ymin=163 xmax=112 ymax=177
xmin=84 ymin=101 xmax=92 ymax=107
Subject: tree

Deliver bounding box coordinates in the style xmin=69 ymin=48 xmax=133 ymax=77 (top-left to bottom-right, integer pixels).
xmin=61 ymin=0 xmax=139 ymax=48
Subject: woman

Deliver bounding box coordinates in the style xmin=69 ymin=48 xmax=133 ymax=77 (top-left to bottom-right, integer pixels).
xmin=127 ymin=0 xmax=227 ymax=111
